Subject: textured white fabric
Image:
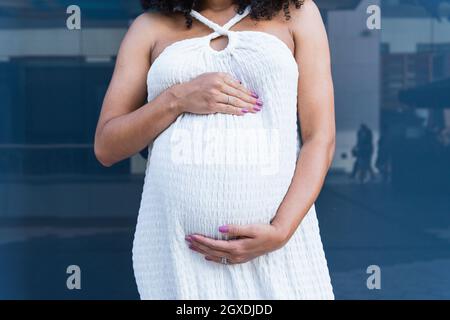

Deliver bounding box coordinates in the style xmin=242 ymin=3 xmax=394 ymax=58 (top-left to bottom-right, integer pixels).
xmin=132 ymin=6 xmax=334 ymax=300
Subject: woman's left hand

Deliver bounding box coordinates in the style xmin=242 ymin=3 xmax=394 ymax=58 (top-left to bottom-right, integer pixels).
xmin=185 ymin=224 xmax=289 ymax=265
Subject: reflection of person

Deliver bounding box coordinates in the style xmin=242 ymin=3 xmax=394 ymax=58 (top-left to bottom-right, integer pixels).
xmin=351 ymin=124 xmax=374 ymax=183
xmin=94 ymin=0 xmax=335 ymax=299
xmin=376 ymin=126 xmax=391 ymax=183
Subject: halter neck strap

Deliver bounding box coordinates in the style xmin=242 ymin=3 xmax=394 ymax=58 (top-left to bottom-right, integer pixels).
xmin=190 ymin=6 xmax=251 ymax=39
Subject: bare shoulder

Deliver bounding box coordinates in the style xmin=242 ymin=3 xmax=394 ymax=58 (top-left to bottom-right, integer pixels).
xmin=285 ymin=1 xmax=330 ymax=70
xmin=287 ymin=0 xmax=325 ymax=37
xmin=288 ymin=0 xmax=321 ymax=21
xmin=127 ymin=11 xmax=172 ymax=40
xmin=119 ymin=11 xmax=185 ymax=61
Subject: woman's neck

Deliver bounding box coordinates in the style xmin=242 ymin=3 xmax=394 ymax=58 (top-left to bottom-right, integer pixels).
xmin=198 ymin=0 xmax=236 ymax=12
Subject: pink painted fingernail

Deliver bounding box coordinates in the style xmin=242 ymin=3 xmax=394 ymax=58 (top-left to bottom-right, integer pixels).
xmin=251 ymin=91 xmax=259 ymax=98
xmin=185 ymin=236 xmax=192 ymax=242
xmin=253 ymin=106 xmax=261 ymax=112
xmin=219 ymin=225 xmax=229 ymax=233
xmin=241 ymin=109 xmax=249 ymax=114
xmin=256 ymin=99 xmax=263 ymax=106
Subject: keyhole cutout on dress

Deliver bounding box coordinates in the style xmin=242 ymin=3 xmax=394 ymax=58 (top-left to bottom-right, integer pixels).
xmin=190 ymin=6 xmax=251 ymax=53
xmin=209 ymin=35 xmax=230 ymax=52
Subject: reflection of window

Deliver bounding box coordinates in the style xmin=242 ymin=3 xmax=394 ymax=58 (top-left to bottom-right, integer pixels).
xmin=417 ymin=44 xmax=450 ymax=81
xmin=0 ymin=57 xmax=130 ymax=175
xmin=25 ymin=60 xmax=84 ymax=144
xmin=433 ymin=54 xmax=445 ymax=79
xmin=418 ymin=43 xmax=450 ymax=53
xmin=0 ymin=63 xmax=15 ymax=143
xmin=0 ymin=1 xmax=141 ymax=28
xmin=381 ymin=53 xmax=436 ymax=109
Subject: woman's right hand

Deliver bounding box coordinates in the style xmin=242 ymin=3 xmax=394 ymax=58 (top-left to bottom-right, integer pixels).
xmin=171 ymin=72 xmax=263 ymax=116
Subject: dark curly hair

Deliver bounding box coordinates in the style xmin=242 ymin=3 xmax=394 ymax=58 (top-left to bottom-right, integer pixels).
xmin=140 ymin=0 xmax=305 ymax=28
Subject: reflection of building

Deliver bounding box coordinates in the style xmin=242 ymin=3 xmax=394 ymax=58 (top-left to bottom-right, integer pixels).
xmin=381 ymin=1 xmax=450 ymax=131
xmin=379 ymin=1 xmax=450 ymax=190
xmin=382 ymin=49 xmax=450 ymax=110
xmin=382 ymin=1 xmax=450 ymax=111
xmin=382 ymin=52 xmax=434 ymax=110
xmin=388 ymin=78 xmax=450 ymax=191
xmin=399 ymin=77 xmax=450 ymax=110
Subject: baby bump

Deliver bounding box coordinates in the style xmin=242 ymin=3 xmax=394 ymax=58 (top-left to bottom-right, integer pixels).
xmin=143 ymin=116 xmax=297 ymax=237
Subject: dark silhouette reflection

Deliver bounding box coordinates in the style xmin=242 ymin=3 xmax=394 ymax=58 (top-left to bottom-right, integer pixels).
xmin=376 ymin=125 xmax=392 ymax=184
xmin=350 ymin=124 xmax=375 ymax=183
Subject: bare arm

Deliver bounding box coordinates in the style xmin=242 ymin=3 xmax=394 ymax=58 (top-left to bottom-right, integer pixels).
xmin=94 ymin=14 xmax=180 ymax=167
xmin=94 ymin=14 xmax=260 ymax=167
xmin=271 ymin=0 xmax=336 ymax=240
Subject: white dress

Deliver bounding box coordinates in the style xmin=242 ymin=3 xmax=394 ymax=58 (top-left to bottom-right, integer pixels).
xmin=132 ymin=6 xmax=334 ymax=300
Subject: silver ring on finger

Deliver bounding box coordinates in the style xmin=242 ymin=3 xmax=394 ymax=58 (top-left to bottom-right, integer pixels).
xmin=226 ymin=94 xmax=231 ymax=105
xmin=221 ymin=256 xmax=228 ymax=265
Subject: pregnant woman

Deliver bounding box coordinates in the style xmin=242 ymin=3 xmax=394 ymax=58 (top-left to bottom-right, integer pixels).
xmin=95 ymin=0 xmax=335 ymax=299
